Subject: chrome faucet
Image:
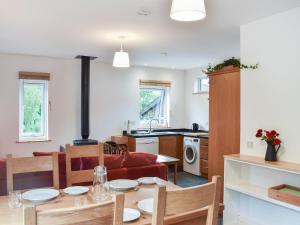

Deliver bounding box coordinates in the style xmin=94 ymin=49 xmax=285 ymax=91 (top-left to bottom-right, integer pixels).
xmin=149 ymin=118 xmax=159 ymax=133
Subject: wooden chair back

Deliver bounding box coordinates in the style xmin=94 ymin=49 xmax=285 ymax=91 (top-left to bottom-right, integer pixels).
xmin=6 ymin=153 xmax=59 ymax=193
xmin=66 ymin=144 xmax=104 ymax=187
xmin=23 ymin=192 xmax=124 ymax=225
xmin=152 ymin=176 xmax=222 ymax=225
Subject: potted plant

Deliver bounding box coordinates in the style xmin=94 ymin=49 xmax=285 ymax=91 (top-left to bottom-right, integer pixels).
xmin=203 ymin=57 xmax=258 ymax=74
xmin=255 ymin=129 xmax=281 ymax=162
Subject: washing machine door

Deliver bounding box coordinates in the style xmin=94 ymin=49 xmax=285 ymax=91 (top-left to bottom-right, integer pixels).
xmin=184 ymin=145 xmax=197 ymax=164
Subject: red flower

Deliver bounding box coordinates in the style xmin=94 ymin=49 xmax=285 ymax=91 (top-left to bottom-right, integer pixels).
xmin=256 ymin=132 xmax=262 ymax=138
xmin=266 ymin=131 xmax=273 ymax=138
xmin=274 ymin=139 xmax=281 ymax=145
xmin=257 ymin=129 xmax=263 ymax=133
xmin=271 ymin=130 xmax=277 ymax=136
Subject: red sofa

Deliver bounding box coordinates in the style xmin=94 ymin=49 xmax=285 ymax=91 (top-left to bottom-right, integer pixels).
xmin=0 ymin=152 xmax=168 ymax=196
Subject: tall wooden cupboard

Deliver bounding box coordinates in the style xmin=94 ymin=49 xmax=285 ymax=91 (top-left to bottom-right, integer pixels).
xmin=207 ymin=67 xmax=240 ymax=184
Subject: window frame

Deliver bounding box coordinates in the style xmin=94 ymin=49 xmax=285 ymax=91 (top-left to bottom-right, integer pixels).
xmin=194 ymin=77 xmax=209 ymax=93
xmin=19 ymin=79 xmax=49 ymax=142
xmin=139 ymin=85 xmax=170 ymax=128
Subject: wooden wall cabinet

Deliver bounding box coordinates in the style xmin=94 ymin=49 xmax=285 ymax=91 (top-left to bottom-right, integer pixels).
xmin=159 ymin=136 xmax=183 ymax=169
xmin=208 ymin=67 xmax=240 ymax=183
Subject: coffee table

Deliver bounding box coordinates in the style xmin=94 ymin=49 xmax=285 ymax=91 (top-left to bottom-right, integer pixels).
xmin=156 ymin=154 xmax=180 ymax=184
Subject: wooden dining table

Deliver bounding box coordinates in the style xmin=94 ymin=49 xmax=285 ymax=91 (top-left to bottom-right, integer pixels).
xmin=0 ymin=179 xmax=223 ymax=225
xmin=0 ymin=179 xmax=176 ymax=225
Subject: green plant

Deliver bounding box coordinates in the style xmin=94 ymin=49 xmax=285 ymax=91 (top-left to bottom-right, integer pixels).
xmin=203 ymin=57 xmax=258 ymax=74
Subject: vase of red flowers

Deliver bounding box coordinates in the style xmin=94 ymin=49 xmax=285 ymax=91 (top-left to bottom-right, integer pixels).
xmin=255 ymin=129 xmax=281 ymax=162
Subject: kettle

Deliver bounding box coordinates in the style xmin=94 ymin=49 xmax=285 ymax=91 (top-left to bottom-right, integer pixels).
xmin=192 ymin=123 xmax=199 ymax=132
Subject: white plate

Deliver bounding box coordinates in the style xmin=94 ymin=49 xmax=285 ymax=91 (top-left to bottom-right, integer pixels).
xmin=22 ymin=189 xmax=60 ymax=203
xmin=108 ymin=179 xmax=139 ymax=191
xmin=137 ymin=177 xmax=157 ymax=185
xmin=123 ymin=208 xmax=141 ymax=222
xmin=137 ymin=198 xmax=154 ymax=215
xmin=63 ymin=186 xmax=89 ymax=196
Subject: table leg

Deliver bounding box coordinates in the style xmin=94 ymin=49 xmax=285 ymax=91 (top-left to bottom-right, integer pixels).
xmin=174 ymin=163 xmax=177 ymax=184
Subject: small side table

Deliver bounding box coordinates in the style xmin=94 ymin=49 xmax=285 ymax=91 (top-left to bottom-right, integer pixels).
xmin=156 ymin=154 xmax=180 ymax=184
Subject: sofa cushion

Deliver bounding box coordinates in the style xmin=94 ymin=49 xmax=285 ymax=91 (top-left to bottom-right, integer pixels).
xmin=108 ymin=163 xmax=168 ymax=181
xmin=121 ymin=152 xmax=158 ymax=168
xmin=126 ymin=163 xmax=168 ymax=180
xmin=82 ymin=154 xmax=123 ymax=170
xmin=104 ymin=154 xmax=124 ymax=170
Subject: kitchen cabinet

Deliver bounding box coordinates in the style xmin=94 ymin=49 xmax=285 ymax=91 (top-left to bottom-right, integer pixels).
xmin=135 ymin=137 xmax=159 ymax=154
xmin=199 ymin=138 xmax=209 ymax=178
xmin=159 ymin=136 xmax=183 ymax=169
xmin=127 ymin=136 xmax=136 ymax=152
xmin=207 ymin=66 xmax=240 ymax=183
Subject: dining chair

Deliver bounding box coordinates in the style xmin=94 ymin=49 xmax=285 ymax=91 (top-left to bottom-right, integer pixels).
xmin=66 ymin=143 xmax=104 ymax=187
xmin=152 ymin=176 xmax=222 ymax=225
xmin=6 ymin=153 xmax=59 ymax=193
xmin=23 ymin=192 xmax=124 ymax=225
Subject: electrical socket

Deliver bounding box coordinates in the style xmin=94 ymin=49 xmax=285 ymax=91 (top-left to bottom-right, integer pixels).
xmin=247 ymin=141 xmax=254 ymax=149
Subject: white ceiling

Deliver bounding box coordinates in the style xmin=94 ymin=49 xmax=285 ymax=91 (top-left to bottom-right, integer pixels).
xmin=0 ymin=0 xmax=299 ymax=69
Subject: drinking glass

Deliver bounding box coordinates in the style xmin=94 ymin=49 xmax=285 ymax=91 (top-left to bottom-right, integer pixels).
xmin=92 ymin=166 xmax=109 ymax=202
xmin=74 ymin=196 xmax=88 ymax=207
xmin=8 ymin=191 xmax=22 ymax=208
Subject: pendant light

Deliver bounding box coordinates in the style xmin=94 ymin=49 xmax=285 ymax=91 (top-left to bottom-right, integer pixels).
xmin=170 ymin=0 xmax=206 ymax=22
xmin=113 ymin=40 xmax=130 ymax=68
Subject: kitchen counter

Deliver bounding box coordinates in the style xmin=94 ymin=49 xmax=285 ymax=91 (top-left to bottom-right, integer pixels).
xmin=125 ymin=128 xmax=209 ymax=139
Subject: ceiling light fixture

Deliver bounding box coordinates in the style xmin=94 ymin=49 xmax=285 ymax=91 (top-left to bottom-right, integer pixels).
xmin=170 ymin=0 xmax=206 ymax=22
xmin=113 ymin=36 xmax=130 ymax=68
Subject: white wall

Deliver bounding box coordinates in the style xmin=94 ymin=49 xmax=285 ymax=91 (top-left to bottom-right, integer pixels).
xmin=240 ymin=7 xmax=300 ymax=162
xmin=0 ymin=54 xmax=185 ymax=157
xmin=184 ymin=68 xmax=209 ymax=130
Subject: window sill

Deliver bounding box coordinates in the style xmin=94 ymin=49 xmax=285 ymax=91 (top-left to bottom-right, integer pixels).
xmin=192 ymin=91 xmax=209 ymax=95
xmin=16 ymin=139 xmax=52 ymax=143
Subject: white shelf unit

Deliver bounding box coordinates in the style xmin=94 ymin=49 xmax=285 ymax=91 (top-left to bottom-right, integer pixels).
xmin=224 ymin=155 xmax=300 ymax=225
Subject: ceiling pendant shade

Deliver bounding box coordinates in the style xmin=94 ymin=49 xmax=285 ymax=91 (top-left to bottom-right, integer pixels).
xmin=170 ymin=0 xmax=206 ymax=22
xmin=113 ymin=44 xmax=130 ymax=68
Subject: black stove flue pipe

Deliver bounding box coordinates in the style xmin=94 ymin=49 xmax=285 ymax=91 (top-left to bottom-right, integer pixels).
xmin=81 ymin=56 xmax=90 ymax=139
xmin=73 ymin=55 xmax=98 ymax=146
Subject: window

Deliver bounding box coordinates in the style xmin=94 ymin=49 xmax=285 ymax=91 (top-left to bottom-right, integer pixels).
xmin=19 ymin=79 xmax=49 ymax=141
xmin=139 ymin=80 xmax=170 ymax=127
xmin=194 ymin=77 xmax=209 ymax=93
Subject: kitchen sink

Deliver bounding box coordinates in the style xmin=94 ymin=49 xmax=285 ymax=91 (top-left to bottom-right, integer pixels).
xmin=130 ymin=130 xmax=208 ymax=137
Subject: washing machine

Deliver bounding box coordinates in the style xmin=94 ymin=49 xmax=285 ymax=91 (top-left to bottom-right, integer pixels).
xmin=183 ymin=137 xmax=201 ymax=176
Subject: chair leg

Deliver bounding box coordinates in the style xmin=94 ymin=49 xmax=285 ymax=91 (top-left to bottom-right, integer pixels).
xmin=23 ymin=203 xmax=36 ymax=225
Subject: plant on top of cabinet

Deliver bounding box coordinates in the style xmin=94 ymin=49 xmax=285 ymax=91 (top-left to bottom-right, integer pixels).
xmin=203 ymin=57 xmax=258 ymax=74
xmin=255 ymin=129 xmax=282 ymax=162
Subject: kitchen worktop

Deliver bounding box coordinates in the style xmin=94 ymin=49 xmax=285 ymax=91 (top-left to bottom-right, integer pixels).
xmin=124 ymin=128 xmax=209 ymax=139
